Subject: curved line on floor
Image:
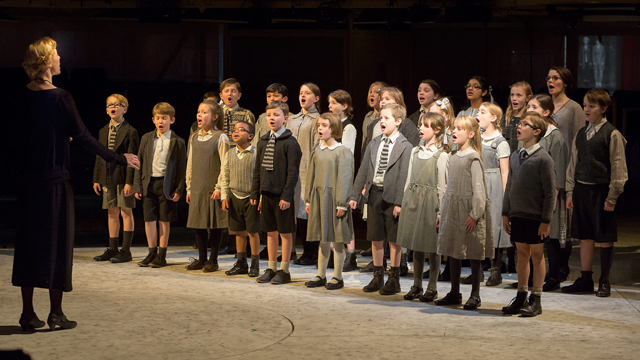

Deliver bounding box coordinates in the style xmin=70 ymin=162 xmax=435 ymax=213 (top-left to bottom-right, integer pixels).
xmin=218 ymin=310 xmax=295 ymax=359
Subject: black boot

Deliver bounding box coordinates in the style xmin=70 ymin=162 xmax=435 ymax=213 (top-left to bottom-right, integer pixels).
xmin=596 ymin=278 xmax=611 ymax=297
xmin=149 ymin=248 xmax=167 ymax=268
xmin=138 ymin=248 xmax=157 ymax=267
xmin=94 ymin=238 xmax=119 ymax=261
xmin=520 ymin=294 xmax=542 ymax=317
xmin=225 ymin=258 xmax=249 ymax=275
xmin=249 ymin=258 xmax=260 ymax=277
xmin=379 ymin=267 xmax=401 ymax=295
xmin=485 ymin=267 xmax=502 ymax=286
xmin=399 ymin=254 xmax=409 ymax=277
xmin=363 ymin=266 xmax=385 ymax=292
xmin=502 ymin=291 xmax=529 ymax=314
xmin=343 ymin=252 xmax=358 ymax=272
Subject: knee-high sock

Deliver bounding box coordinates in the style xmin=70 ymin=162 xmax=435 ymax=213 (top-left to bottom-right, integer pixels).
xmin=208 ymin=229 xmax=222 ymax=262
xmin=413 ymin=251 xmax=425 ymax=288
xmin=561 ymin=242 xmax=573 ymax=268
xmin=122 ymin=231 xmax=134 ymax=252
xmin=195 ymin=229 xmax=208 ymax=262
xmin=428 ymin=253 xmax=441 ymax=291
xmin=332 ymin=244 xmax=345 ymax=281
xmin=547 ymin=239 xmax=561 ymax=281
xmin=470 ymin=259 xmax=483 ymax=297
xmin=493 ymin=248 xmax=503 ymax=270
xmin=449 ymin=257 xmax=462 ymax=295
xmin=600 ymin=247 xmax=614 ymax=281
xmin=317 ymin=242 xmax=331 ymax=279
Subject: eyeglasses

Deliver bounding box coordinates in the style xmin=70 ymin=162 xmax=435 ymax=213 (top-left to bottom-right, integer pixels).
xmin=106 ymin=103 xmax=124 ymax=108
xmin=517 ymin=121 xmax=537 ymax=129
xmin=465 ymin=84 xmax=482 ymax=90
xmin=233 ymin=127 xmax=249 ymax=133
xmin=545 ymin=75 xmax=561 ymax=82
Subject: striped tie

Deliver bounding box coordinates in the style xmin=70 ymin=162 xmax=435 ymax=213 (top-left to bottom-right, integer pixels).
xmin=225 ymin=110 xmax=232 ymax=136
xmin=262 ymin=133 xmax=276 ymax=171
xmin=108 ymin=125 xmax=117 ymax=150
xmin=376 ymin=138 xmax=390 ymax=177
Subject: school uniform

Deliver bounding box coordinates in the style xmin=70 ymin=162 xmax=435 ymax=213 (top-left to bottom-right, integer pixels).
xmin=457 ymin=107 xmax=479 ymax=119
xmin=566 ymin=119 xmax=628 ymax=243
xmin=503 ymin=144 xmax=556 ymax=245
xmin=251 ymin=127 xmax=302 ymax=234
xmin=365 ymin=117 xmax=421 ymax=153
xmin=501 ymin=115 xmax=521 ymax=154
xmin=350 ymin=132 xmax=412 ymax=243
xmin=220 ymin=144 xmax=259 ymax=234
xmin=223 ymin=104 xmax=255 ymax=147
xmin=338 ymin=117 xmax=357 ymax=155
xmin=252 ymin=111 xmax=294 ymax=148
xmin=361 ymin=110 xmax=380 ymax=159
xmin=93 ymin=119 xmax=139 ymax=209
xmin=134 ymin=130 xmax=186 ymax=222
xmin=481 ymin=132 xmax=511 ymax=248
xmin=539 ymin=125 xmax=569 ymax=242
xmin=408 ymin=108 xmax=427 ymax=127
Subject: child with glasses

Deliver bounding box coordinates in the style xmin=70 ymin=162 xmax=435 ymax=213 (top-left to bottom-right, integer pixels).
xmin=458 ymin=76 xmax=492 ymax=119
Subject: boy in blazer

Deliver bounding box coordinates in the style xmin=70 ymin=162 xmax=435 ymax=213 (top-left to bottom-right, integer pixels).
xmin=134 ymin=102 xmax=186 ymax=268
xmin=93 ymin=94 xmax=140 ymax=263
xmin=350 ymin=103 xmax=412 ymax=295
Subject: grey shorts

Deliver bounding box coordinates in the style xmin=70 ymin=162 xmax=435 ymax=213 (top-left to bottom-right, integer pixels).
xmin=102 ymin=184 xmax=136 ymax=209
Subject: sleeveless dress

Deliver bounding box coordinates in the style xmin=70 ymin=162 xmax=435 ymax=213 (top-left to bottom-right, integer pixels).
xmin=397 ymin=149 xmax=442 ymax=253
xmin=437 ymin=149 xmax=494 ymax=260
xmin=187 ymin=131 xmax=228 ymax=229
xmin=481 ymin=135 xmax=511 ymax=248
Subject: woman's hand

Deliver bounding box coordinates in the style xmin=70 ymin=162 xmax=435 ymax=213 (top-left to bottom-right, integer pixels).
xmin=124 ymin=153 xmax=140 ymax=169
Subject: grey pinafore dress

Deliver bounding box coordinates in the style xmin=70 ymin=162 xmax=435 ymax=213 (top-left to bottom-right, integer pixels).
xmin=186 ymin=131 xmax=228 ymax=229
xmin=397 ymin=149 xmax=441 ymax=253
xmin=539 ymin=127 xmax=568 ymax=244
xmin=437 ymin=151 xmax=494 ymax=260
xmin=482 ymin=136 xmax=511 ymax=248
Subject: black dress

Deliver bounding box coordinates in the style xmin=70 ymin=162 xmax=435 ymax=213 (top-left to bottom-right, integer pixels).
xmin=12 ymin=87 xmax=127 ymax=292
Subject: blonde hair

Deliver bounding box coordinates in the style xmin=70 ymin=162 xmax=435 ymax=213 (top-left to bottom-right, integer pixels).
xmin=152 ymin=102 xmax=175 ymax=118
xmin=435 ymin=97 xmax=456 ymax=131
xmin=481 ymin=102 xmax=504 ymax=134
xmin=367 ymin=81 xmax=389 ymax=107
xmin=454 ymin=115 xmax=483 ymax=160
xmin=107 ymin=94 xmax=129 ymax=108
xmin=22 ymin=37 xmax=57 ymax=80
xmin=379 ymin=87 xmax=406 ymax=108
xmin=419 ymin=112 xmax=450 ymax=153
xmin=505 ymin=81 xmax=533 ymax=121
xmin=521 ymin=111 xmax=548 ymax=142
xmin=381 ymin=103 xmax=406 ymax=122
xmin=318 ymin=112 xmax=342 ymax=139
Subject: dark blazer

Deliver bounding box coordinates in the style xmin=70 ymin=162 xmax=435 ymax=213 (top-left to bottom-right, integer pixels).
xmin=134 ymin=130 xmax=186 ymax=199
xmin=251 ymin=129 xmax=302 ymax=203
xmin=350 ymin=132 xmax=412 ymax=206
xmin=93 ymin=120 xmax=140 ymax=186
xmin=362 ymin=117 xmax=420 ymax=162
xmin=408 ymin=110 xmax=422 ymax=127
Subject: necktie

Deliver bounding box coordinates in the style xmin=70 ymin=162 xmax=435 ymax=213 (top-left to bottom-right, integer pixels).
xmin=108 ymin=125 xmax=117 ymax=150
xmin=520 ymin=150 xmax=528 ymax=162
xmin=225 ymin=110 xmax=232 ymax=135
xmin=587 ymin=125 xmax=596 ymax=140
xmin=376 ymin=138 xmax=390 ymax=177
xmin=263 ymin=133 xmax=276 ymax=171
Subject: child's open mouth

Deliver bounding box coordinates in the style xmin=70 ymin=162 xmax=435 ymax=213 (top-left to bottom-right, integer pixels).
xmin=111 ymin=110 xmax=116 ymax=115
xmin=318 ymin=131 xmax=323 ymax=137
xmin=197 ymin=119 xmax=203 ymax=126
xmin=380 ymin=124 xmax=386 ymax=131
xmin=419 ymin=131 xmax=424 ymax=137
xmin=512 ymin=102 xmax=519 ymax=108
xmin=452 ymin=134 xmax=457 ymax=141
xmin=419 ymin=96 xmax=425 ymax=102
xmin=475 ymin=117 xmax=480 ymax=123
xmin=301 ymin=98 xmax=307 ymax=105
xmin=517 ymin=129 xmax=522 ymax=137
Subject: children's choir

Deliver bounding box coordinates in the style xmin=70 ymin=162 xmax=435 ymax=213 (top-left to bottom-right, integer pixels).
xmin=94 ymin=70 xmax=628 ymax=317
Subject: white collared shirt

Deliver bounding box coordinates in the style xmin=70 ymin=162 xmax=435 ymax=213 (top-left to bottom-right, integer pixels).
xmin=522 ymin=143 xmax=541 ymax=157
xmin=152 ymin=130 xmax=172 ymax=177
xmin=373 ymin=131 xmax=400 ymax=186
xmin=270 ymin=126 xmax=287 ymax=138
xmin=340 ymin=117 xmax=357 ymax=155
xmin=543 ymin=124 xmax=558 ymax=139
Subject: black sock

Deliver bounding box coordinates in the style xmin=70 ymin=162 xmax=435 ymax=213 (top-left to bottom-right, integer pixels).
xmin=251 ymin=254 xmax=259 ymax=261
xmin=493 ymin=248 xmax=503 ymax=270
xmin=449 ymin=257 xmax=462 ymax=294
xmin=148 ymin=247 xmax=158 ymax=255
xmin=561 ymin=243 xmax=573 ymax=268
xmin=195 ymin=229 xmax=208 ymax=262
xmin=470 ymin=259 xmax=482 ymax=297
xmin=581 ymin=270 xmax=594 ymax=282
xmin=122 ymin=231 xmax=134 ymax=252
xmin=507 ymin=246 xmax=516 ymax=269
xmin=109 ymin=237 xmax=119 ymax=251
xmin=546 ymin=239 xmax=561 ymax=281
xmin=600 ymin=247 xmax=614 ymax=281
xmin=208 ymin=229 xmax=222 ymax=262
xmin=237 ymin=252 xmax=247 ymax=262
xmin=528 ymin=258 xmax=534 ymax=284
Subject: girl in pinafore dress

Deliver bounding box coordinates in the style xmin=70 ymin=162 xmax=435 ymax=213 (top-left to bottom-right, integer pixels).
xmin=527 ymin=94 xmax=569 ymax=291
xmin=398 ymin=112 xmax=450 ymax=303
xmin=304 ymin=113 xmax=354 ymax=290
xmin=435 ymin=115 xmax=493 ymax=310
xmin=429 ymin=97 xmax=457 ymax=154
xmin=476 ymin=102 xmax=511 ymax=287
xmin=185 ymin=100 xmax=229 ymax=272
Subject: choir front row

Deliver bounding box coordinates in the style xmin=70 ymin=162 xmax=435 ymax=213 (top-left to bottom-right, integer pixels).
xmin=93 ymin=85 xmax=627 ymax=318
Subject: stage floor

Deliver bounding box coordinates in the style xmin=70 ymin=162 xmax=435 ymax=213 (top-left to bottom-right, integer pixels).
xmin=1 ymin=247 xmax=639 ymax=359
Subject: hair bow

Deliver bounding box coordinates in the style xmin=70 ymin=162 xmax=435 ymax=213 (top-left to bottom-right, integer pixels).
xmin=436 ymin=98 xmax=450 ymax=110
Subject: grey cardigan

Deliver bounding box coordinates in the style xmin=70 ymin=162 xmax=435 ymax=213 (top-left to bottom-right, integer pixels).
xmin=350 ymin=132 xmax=412 ymax=206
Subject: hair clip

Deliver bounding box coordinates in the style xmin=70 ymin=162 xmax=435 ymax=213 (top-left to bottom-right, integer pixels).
xmin=436 ymin=98 xmax=450 ymax=110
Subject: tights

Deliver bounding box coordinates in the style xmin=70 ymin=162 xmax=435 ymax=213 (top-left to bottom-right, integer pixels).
xmin=21 ymin=287 xmax=63 ymax=316
xmin=449 ymin=257 xmax=482 ymax=297
xmin=195 ymin=229 xmax=222 ymax=262
xmin=413 ymin=251 xmax=441 ymax=291
xmin=318 ymin=242 xmax=345 ymax=282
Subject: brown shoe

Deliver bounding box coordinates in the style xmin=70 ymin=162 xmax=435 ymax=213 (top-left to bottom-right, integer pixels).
xmin=202 ymin=260 xmax=219 ymax=272
xmin=485 ymin=268 xmax=502 ymax=286
xmin=596 ymin=278 xmax=611 ymax=297
xmin=186 ymin=258 xmax=206 ymax=270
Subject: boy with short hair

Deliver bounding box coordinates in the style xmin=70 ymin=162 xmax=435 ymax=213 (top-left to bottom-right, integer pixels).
xmin=219 ymin=78 xmax=255 ymax=147
xmin=134 ymin=102 xmax=187 ymax=268
xmin=253 ymin=83 xmax=290 ymax=147
xmin=251 ymin=100 xmax=302 ymax=285
xmin=93 ymin=94 xmax=140 ymax=263
xmin=501 ymin=112 xmax=555 ymax=317
xmin=221 ymin=121 xmax=261 ymax=277
xmin=563 ymin=88 xmax=628 ymax=297
xmin=349 ymin=103 xmax=413 ymax=295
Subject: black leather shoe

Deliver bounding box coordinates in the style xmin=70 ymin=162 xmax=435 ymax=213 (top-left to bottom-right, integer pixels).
xmin=343 ymin=253 xmax=358 ymax=272
xmin=270 ymin=270 xmax=291 ymax=284
xmin=520 ymin=294 xmax=542 ymax=317
xmin=138 ymin=252 xmax=156 ymax=267
xmin=249 ymin=259 xmax=260 ymax=277
xmin=295 ymin=254 xmax=318 ymax=266
xmin=47 ymin=313 xmax=77 ymax=331
xmin=403 ymin=285 xmax=423 ymax=300
xmin=256 ymin=268 xmax=276 ymax=283
xmin=305 ymin=276 xmax=327 ymax=288
xmin=19 ymin=312 xmax=45 ymax=333
xmin=502 ymin=291 xmax=529 ymax=314
xmin=419 ymin=289 xmax=438 ymax=302
xmin=363 ymin=266 xmax=385 ymax=292
xmin=225 ymin=260 xmax=249 ymax=275
xmin=94 ymin=248 xmax=119 ymax=261
xmin=562 ymin=276 xmax=594 ymax=293
xmin=434 ymin=292 xmax=462 ymax=306
xmin=109 ymin=249 xmax=132 ymax=263
xmin=596 ymin=278 xmax=611 ymax=297
xmin=543 ymin=277 xmax=561 ymax=292
xmin=326 ymin=278 xmax=344 ymax=290
xmin=379 ymin=268 xmax=401 ymax=295
xmin=463 ymin=295 xmax=481 ymax=310
xmin=149 ymin=254 xmax=167 ymax=268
